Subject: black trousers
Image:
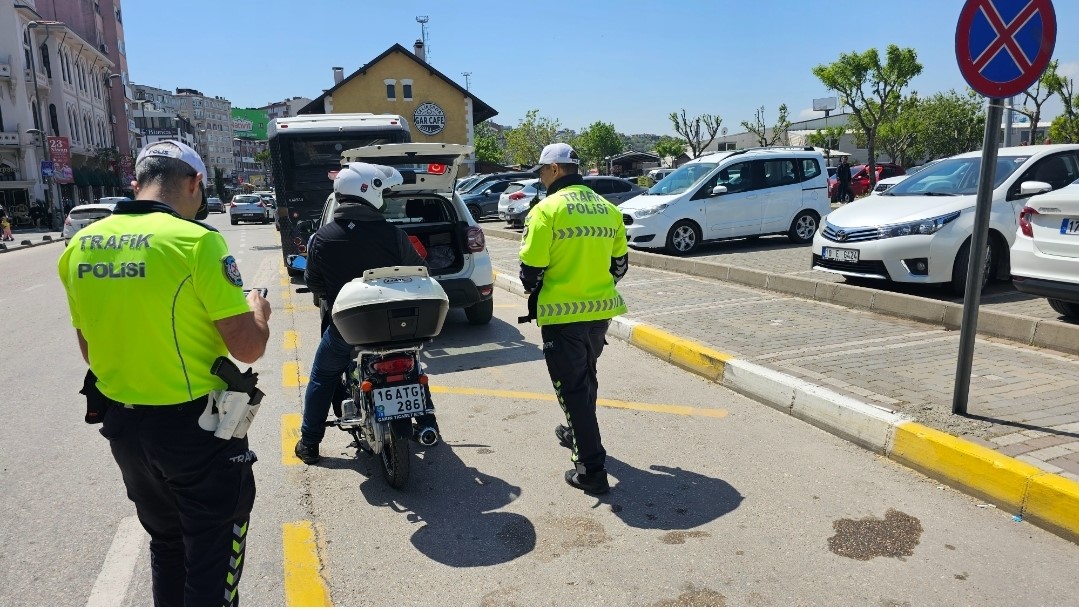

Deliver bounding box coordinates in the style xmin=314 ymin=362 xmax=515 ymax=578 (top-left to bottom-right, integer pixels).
xmin=100 ymin=398 xmax=257 ymax=607
xmin=541 ymin=320 xmax=610 ymax=473
xmin=837 ymin=181 xmax=855 ymax=202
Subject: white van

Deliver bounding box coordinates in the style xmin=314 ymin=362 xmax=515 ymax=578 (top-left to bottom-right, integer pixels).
xmin=619 ymin=147 xmax=830 ymax=254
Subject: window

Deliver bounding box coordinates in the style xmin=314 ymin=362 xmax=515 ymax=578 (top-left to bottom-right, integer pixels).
xmin=763 ymin=159 xmax=798 ymax=188
xmin=115 ymin=7 xmax=122 ymax=23
xmin=32 ymin=102 xmax=41 ymax=131
xmin=385 ymin=79 xmax=396 ymax=100
xmin=712 ymin=161 xmax=757 ymax=194
xmin=800 ymin=158 xmax=821 ymax=181
xmin=0 ymin=104 xmax=4 ymax=131
xmin=49 ymin=104 xmax=59 ymax=135
xmin=40 ymin=43 xmax=51 ymax=78
xmin=402 ymin=79 xmax=413 ymax=100
xmin=1008 ymin=153 xmax=1079 ymax=197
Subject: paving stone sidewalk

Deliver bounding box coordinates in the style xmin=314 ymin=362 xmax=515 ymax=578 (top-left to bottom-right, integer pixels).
xmin=486 ymin=237 xmax=1079 ymax=481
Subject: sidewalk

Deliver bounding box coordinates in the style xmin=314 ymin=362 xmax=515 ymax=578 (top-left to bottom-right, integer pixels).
xmin=0 ymin=227 xmax=64 ymax=254
xmin=484 ymin=236 xmax=1079 ymax=538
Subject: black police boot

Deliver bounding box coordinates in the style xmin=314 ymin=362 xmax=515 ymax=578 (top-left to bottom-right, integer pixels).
xmin=565 ymin=465 xmax=609 ymax=494
xmin=555 ymin=424 xmax=574 ymax=449
xmin=294 ymin=440 xmax=320 ymax=465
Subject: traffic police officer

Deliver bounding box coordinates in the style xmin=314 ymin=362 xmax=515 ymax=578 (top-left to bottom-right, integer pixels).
xmin=519 ymin=143 xmax=629 ymax=494
xmin=57 ymin=140 xmax=271 ymax=606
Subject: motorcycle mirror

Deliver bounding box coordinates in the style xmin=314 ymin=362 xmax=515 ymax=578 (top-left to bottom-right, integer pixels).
xmin=286 ymin=254 xmax=307 ymax=271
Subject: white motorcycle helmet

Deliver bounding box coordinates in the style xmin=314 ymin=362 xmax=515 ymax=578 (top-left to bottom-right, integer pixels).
xmin=333 ymin=162 xmax=404 ymax=211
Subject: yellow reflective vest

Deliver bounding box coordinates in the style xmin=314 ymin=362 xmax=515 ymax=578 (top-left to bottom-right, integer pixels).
xmin=519 ymin=183 xmax=628 ymax=326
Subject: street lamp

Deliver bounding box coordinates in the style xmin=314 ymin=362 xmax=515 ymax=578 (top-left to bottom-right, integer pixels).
xmin=26 ymin=128 xmax=60 ymax=231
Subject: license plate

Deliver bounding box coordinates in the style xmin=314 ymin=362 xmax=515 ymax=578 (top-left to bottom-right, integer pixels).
xmin=1061 ymin=219 xmax=1079 ymax=235
xmin=372 ymin=384 xmax=428 ymax=422
xmin=822 ymin=247 xmax=859 ymax=263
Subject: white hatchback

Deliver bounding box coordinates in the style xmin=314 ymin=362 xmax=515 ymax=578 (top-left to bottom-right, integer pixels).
xmin=1011 ymin=182 xmax=1079 ymax=317
xmin=619 ymin=147 xmax=831 ymax=255
xmin=813 ymin=145 xmax=1079 ymax=295
xmin=62 ymin=199 xmax=129 ymax=243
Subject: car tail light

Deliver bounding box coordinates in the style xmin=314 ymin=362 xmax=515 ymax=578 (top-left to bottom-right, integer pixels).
xmin=1019 ymin=206 xmax=1038 ymax=238
xmin=64 ymin=215 xmax=71 ymax=226
xmin=467 ymin=226 xmax=486 ymax=253
xmin=508 ymin=191 xmax=527 ymax=201
xmin=293 ymin=237 xmax=304 ymax=246
xmin=229 ymin=202 xmax=237 ymax=207
xmin=372 ymin=356 xmax=414 ymax=375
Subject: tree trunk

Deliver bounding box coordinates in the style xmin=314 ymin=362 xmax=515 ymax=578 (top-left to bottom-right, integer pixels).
xmin=867 ymin=143 xmax=877 ymax=187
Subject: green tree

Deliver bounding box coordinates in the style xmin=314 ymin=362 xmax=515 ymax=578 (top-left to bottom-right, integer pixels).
xmin=575 ymin=121 xmax=623 ymax=174
xmin=474 ymin=121 xmax=505 ymax=164
xmin=1048 ymin=75 xmax=1079 ymax=143
xmin=668 ymin=109 xmax=722 ymax=158
xmin=654 ymin=136 xmax=686 ymax=164
xmin=916 ymin=89 xmax=985 ymax=159
xmin=740 ymin=104 xmax=792 ymax=147
xmin=1014 ymin=60 xmax=1064 ymax=142
xmin=806 ymin=126 xmax=846 ymax=158
xmin=876 ymin=94 xmax=925 ymax=167
xmin=504 ymin=109 xmax=561 ymax=167
xmin=254 ymin=149 xmax=271 ymax=165
xmin=812 ymin=45 xmax=923 ymax=184
xmin=213 ymin=166 xmax=226 ymax=200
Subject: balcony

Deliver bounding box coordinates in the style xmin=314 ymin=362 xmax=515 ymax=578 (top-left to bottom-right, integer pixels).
xmin=23 ymin=68 xmax=50 ymax=90
xmin=0 ymin=132 xmax=20 ymax=147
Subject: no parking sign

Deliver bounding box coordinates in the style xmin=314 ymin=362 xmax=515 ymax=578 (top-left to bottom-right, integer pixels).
xmin=955 ymin=0 xmax=1056 ymax=98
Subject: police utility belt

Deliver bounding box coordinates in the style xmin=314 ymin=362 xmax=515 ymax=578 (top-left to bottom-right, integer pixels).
xmin=81 ymin=357 xmax=265 ymax=440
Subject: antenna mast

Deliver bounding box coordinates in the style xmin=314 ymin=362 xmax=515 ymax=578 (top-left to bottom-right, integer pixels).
xmin=461 ymin=72 xmax=471 ymax=90
xmin=416 ymin=16 xmax=430 ymax=62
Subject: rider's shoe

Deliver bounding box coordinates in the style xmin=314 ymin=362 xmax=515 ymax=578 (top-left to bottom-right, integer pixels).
xmin=564 ymin=467 xmax=609 ymax=495
xmin=294 ymin=440 xmax=321 ymax=465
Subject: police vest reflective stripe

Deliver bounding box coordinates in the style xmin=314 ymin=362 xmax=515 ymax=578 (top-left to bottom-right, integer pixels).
xmin=519 ymin=183 xmax=629 ymax=326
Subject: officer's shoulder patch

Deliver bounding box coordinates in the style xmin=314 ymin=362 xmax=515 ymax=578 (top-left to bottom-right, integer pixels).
xmin=222 ymin=255 xmax=243 ymax=286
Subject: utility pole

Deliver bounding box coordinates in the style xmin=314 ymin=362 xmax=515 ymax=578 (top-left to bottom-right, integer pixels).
xmin=461 ymin=72 xmax=471 ymax=91
xmin=416 ymin=16 xmax=430 ymax=62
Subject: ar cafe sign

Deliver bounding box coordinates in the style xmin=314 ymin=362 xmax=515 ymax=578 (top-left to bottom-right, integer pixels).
xmin=413 ymin=102 xmax=445 ymax=136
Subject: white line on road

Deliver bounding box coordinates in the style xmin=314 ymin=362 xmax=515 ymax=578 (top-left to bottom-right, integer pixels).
xmin=21 ymin=283 xmax=44 ymax=292
xmin=86 ymin=515 xmax=147 ymax=607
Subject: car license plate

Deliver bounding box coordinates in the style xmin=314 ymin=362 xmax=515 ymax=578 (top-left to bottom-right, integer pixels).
xmin=373 ymin=384 xmax=427 ymax=422
xmin=822 ymin=247 xmax=859 ymax=263
xmin=1061 ymin=219 xmax=1079 ymax=235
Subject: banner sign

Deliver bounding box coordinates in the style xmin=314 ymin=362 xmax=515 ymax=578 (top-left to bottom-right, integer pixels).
xmin=47 ymin=136 xmax=73 ymax=184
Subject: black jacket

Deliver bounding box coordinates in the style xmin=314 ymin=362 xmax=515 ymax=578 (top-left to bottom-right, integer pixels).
xmin=836 ymin=162 xmax=852 ymax=183
xmin=305 ymin=201 xmax=426 ymax=308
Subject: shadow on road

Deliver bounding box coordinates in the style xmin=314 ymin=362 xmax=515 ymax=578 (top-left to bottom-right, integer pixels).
xmin=594 ymin=456 xmax=744 ymax=531
xmin=323 ymin=442 xmax=536 ymax=567
xmin=420 ymin=316 xmax=544 ymax=375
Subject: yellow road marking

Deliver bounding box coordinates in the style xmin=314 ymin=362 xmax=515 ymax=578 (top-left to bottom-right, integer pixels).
xmin=429 ymin=385 xmax=728 ymax=419
xmin=282 ymin=521 xmax=331 ymax=606
xmin=282 ymin=362 xmax=309 ymax=387
xmin=281 ymin=413 xmax=302 ymax=466
xmin=283 ymin=330 xmax=299 ymax=351
xmin=280 ymin=276 xmax=289 ymax=286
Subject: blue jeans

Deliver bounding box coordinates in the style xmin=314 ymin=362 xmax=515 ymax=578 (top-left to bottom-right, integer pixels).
xmin=301 ymin=324 xmax=353 ymax=445
xmin=300 ymin=325 xmax=439 ymax=446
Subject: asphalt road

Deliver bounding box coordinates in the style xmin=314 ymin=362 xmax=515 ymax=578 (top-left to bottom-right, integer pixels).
xmin=1 ymin=212 xmax=1077 ymax=606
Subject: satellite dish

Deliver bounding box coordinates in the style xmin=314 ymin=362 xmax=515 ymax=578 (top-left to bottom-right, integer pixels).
xmin=721 ymin=127 xmax=728 ymax=136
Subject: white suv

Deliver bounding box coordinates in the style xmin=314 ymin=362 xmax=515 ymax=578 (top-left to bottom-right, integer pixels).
xmin=314 ymin=143 xmax=495 ymax=324
xmin=1011 ymin=181 xmax=1079 ymax=318
xmin=814 ymin=145 xmax=1079 ymax=295
xmin=619 ymin=147 xmax=831 ymax=255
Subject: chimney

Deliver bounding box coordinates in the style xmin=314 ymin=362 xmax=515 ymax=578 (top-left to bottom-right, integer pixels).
xmin=332 ymin=67 xmax=344 ymax=85
xmin=413 ymin=39 xmax=426 ymax=62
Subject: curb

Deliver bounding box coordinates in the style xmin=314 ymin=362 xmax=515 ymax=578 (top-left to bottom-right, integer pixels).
xmin=481 ymin=227 xmax=1079 ymax=356
xmin=493 ymin=271 xmax=1079 ymax=543
xmin=0 ymin=235 xmax=64 ymax=254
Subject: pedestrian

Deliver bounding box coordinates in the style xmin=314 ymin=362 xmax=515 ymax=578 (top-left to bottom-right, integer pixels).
xmin=56 ymin=140 xmax=271 ymax=606
xmin=836 ymin=155 xmax=855 ymax=203
xmin=1 ymin=211 xmax=12 ymax=241
xmin=29 ymin=202 xmax=44 ymax=229
xmin=518 ymin=143 xmax=629 ymax=495
xmin=295 ymin=162 xmax=439 ymax=465
xmin=1044 ymin=137 xmax=1052 ymax=145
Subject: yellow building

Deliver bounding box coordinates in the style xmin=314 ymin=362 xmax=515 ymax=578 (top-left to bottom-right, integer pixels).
xmin=299 ymin=41 xmax=497 ymax=174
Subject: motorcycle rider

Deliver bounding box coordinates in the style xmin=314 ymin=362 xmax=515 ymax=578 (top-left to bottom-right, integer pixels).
xmin=296 ymin=162 xmax=439 ymax=465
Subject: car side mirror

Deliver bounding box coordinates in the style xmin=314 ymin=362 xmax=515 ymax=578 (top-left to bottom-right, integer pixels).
xmin=296 ymin=220 xmax=313 ymax=233
xmin=483 ymin=189 xmax=493 ymax=196
xmin=711 ymin=185 xmax=728 ymax=196
xmin=285 ymin=254 xmax=307 ymax=271
xmin=1020 ymin=181 xmax=1053 ymax=196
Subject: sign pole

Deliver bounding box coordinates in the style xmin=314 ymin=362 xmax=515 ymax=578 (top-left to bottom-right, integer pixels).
xmin=952 ymin=98 xmax=1003 ymax=415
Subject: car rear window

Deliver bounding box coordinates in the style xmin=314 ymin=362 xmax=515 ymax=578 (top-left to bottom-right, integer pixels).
xmin=70 ymin=209 xmax=113 ymax=221
xmin=233 ymin=196 xmax=260 ymax=203
xmin=383 ymin=196 xmax=457 ymax=224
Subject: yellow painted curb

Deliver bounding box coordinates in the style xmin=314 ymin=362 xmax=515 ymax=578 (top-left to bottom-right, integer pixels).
xmin=890 ymin=422 xmax=1041 ymax=512
xmin=1024 ymin=472 xmax=1079 ymax=540
xmin=629 ymin=324 xmax=732 ymax=382
xmin=282 ymin=521 xmax=331 ymax=606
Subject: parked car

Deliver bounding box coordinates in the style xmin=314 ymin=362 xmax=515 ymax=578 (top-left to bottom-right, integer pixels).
xmin=313 ymin=143 xmax=495 ymax=324
xmin=461 ymin=178 xmax=517 ymax=220
xmin=868 ymin=160 xmax=945 ymax=196
xmin=619 ymin=146 xmax=831 ymax=254
xmin=813 ymin=144 xmax=1079 ymax=295
xmin=456 ymin=173 xmax=487 ymax=193
xmin=62 ymin=199 xmax=129 ymax=244
xmin=206 ymin=197 xmax=225 ymax=213
xmin=228 ymin=194 xmax=273 ymax=225
xmin=828 ymin=162 xmax=906 ymax=201
xmin=585 ymin=176 xmax=647 ymax=205
xmin=499 ymin=179 xmax=547 ymax=228
xmin=647 ymin=168 xmax=676 ymax=182
xmin=462 ymin=171 xmax=536 ymax=196
xmin=1010 ymin=182 xmax=1079 ymax=318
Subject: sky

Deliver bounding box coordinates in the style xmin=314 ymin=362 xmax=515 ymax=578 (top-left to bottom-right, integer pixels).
xmin=122 ymin=0 xmax=1079 ymax=137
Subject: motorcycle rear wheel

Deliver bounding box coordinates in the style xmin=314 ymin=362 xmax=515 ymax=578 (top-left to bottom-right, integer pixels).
xmin=380 ymin=424 xmax=411 ymax=488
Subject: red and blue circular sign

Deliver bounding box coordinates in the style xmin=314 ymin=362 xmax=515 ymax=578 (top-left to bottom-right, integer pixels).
xmin=956 ymin=0 xmax=1057 ymax=98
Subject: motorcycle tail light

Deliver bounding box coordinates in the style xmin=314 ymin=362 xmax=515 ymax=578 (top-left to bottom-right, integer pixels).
xmin=360 ymin=380 xmax=373 ymax=393
xmin=418 ymin=375 xmax=429 ymax=385
xmin=467 ymin=226 xmax=486 ymax=253
xmin=372 ymin=356 xmax=414 ymax=375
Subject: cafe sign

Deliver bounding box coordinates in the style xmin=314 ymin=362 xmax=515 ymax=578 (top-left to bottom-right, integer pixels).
xmin=413 ymin=102 xmax=445 ymax=136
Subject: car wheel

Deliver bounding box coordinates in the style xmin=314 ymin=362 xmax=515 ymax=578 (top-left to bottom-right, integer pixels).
xmin=467 ymin=205 xmax=482 ymax=221
xmin=1048 ymin=299 xmax=1079 ymax=318
xmin=665 ymin=220 xmax=701 ymax=255
xmin=464 ymin=298 xmax=494 ymax=325
xmin=788 ymin=211 xmax=819 ymax=244
xmin=950 ymin=238 xmax=994 ymax=296
xmin=230 ymin=218 xmax=238 ymax=225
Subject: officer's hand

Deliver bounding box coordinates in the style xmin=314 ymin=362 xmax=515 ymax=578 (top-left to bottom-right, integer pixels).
xmin=247 ymin=290 xmax=271 ymax=321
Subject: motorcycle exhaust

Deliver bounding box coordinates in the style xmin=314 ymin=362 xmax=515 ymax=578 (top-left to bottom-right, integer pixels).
xmin=416 ymin=426 xmax=439 ymax=446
